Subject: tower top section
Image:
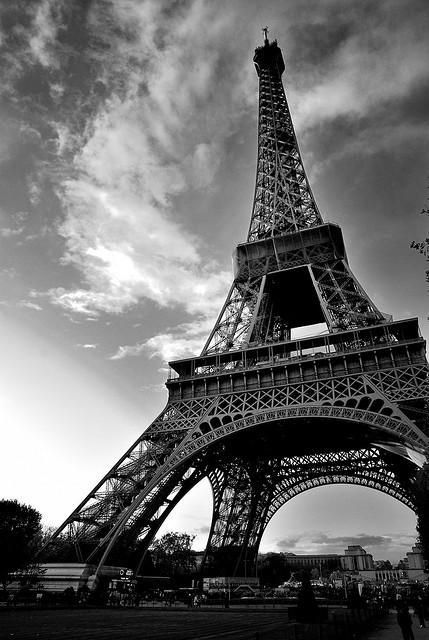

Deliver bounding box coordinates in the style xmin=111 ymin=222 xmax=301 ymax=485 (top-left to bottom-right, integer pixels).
xmin=253 ymin=35 xmax=285 ymax=77
xmin=248 ymin=34 xmax=322 ymax=242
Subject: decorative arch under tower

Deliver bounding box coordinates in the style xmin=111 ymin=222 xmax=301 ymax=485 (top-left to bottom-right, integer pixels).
xmin=46 ymin=35 xmax=429 ymax=579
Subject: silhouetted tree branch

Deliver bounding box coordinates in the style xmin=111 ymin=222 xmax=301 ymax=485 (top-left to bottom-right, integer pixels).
xmin=410 ymin=184 xmax=429 ymax=292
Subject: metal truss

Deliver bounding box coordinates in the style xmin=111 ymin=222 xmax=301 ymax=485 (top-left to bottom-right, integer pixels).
xmin=203 ymin=447 xmax=416 ymax=576
xmin=202 ymin=256 xmax=386 ymax=352
xmin=201 ymin=279 xmax=261 ymax=355
xmin=202 ymin=40 xmax=384 ymax=354
xmin=46 ymin=363 xmax=427 ymax=569
xmin=311 ymin=260 xmax=385 ymax=330
xmin=247 ymin=58 xmax=322 ymax=241
xmin=43 ymin=36 xmax=429 ymax=579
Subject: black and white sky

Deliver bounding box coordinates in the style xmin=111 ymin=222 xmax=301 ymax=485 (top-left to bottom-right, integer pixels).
xmin=1 ymin=0 xmax=428 ymax=563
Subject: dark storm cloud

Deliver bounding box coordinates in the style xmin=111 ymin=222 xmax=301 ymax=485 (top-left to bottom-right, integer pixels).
xmin=274 ymin=531 xmax=422 ymax=563
xmin=276 ymin=535 xmax=301 ymax=549
xmin=0 ymin=1 xmax=118 ymax=151
xmin=278 ymin=531 xmax=392 ymax=553
xmin=310 ymin=533 xmax=391 ymax=547
xmin=0 ymin=1 xmax=104 ymax=241
xmin=287 ymin=0 xmax=429 ymax=81
xmin=275 ymin=530 xmax=422 ymax=561
xmin=284 ymin=0 xmax=429 ymax=152
xmin=277 ymin=532 xmax=392 ymax=554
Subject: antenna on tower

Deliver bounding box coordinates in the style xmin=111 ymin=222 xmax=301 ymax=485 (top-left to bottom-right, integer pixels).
xmin=262 ymin=26 xmax=269 ymax=45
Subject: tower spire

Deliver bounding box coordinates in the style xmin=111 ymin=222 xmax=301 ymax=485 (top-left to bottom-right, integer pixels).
xmin=250 ymin=39 xmax=322 ymax=241
xmin=262 ymin=26 xmax=269 ymax=44
xmin=202 ymin=37 xmax=387 ymax=355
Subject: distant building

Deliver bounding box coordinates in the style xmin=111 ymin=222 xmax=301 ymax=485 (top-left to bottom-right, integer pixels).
xmin=407 ymin=545 xmax=425 ymax=570
xmin=350 ymin=544 xmax=426 ymax=583
xmin=341 ymin=545 xmax=374 ymax=571
xmin=260 ymin=543 xmax=427 ymax=584
xmin=371 ymin=568 xmax=407 ymax=582
xmin=282 ymin=552 xmax=341 ymax=575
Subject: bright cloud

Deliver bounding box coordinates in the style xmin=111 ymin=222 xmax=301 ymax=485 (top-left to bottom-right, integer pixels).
xmin=1 ymin=227 xmax=24 ymax=237
xmin=47 ymin=1 xmax=248 ymax=322
xmin=50 ymin=180 xmax=231 ymax=317
xmin=17 ymin=301 xmax=43 ymax=311
xmin=292 ymin=6 xmax=429 ymax=131
xmin=28 ymin=0 xmax=59 ymax=68
xmin=2 ymin=0 xmax=427 ymax=360
xmin=110 ymin=317 xmax=214 ymax=362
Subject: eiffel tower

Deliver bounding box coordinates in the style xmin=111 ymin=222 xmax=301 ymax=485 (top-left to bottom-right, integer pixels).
xmin=48 ymin=32 xmax=429 ymax=579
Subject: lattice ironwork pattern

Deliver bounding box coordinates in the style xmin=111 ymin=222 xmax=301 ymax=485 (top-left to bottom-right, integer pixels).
xmin=43 ymin=35 xmax=429 ymax=579
xmin=202 ymin=41 xmax=384 ymax=355
xmin=248 ymin=46 xmax=322 ymax=241
xmin=202 ymin=279 xmax=261 ymax=354
xmin=311 ymin=260 xmax=385 ymax=330
xmin=203 ymin=447 xmax=416 ymax=575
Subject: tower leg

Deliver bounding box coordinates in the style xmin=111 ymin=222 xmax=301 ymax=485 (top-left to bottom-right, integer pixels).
xmin=204 ymin=459 xmax=280 ymax=577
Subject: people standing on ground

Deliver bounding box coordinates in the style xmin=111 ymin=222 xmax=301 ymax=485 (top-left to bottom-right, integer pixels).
xmin=414 ymin=595 xmax=426 ymax=628
xmin=397 ymin=603 xmax=415 ymax=640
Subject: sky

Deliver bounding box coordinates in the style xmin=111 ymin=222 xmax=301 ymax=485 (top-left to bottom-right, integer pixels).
xmin=0 ymin=0 xmax=428 ymax=565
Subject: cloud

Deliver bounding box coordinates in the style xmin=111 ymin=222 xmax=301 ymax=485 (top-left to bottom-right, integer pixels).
xmin=139 ymin=383 xmax=166 ymax=393
xmin=276 ymin=530 xmax=416 ymax=559
xmin=109 ymin=343 xmax=146 ymax=361
xmin=0 ymin=268 xmax=17 ymax=279
xmin=311 ymin=533 xmax=391 ymax=548
xmin=45 ymin=0 xmax=429 ymax=329
xmin=27 ymin=0 xmax=62 ymax=69
xmin=17 ymin=301 xmax=43 ymax=311
xmin=290 ymin=1 xmax=429 ymax=131
xmin=76 ymin=343 xmax=97 ymax=349
xmin=48 ymin=288 xmax=113 ymax=317
xmin=1 ymin=227 xmax=24 ymax=238
xmin=193 ymin=525 xmax=210 ymax=535
xmin=43 ymin=1 xmax=248 ymax=322
xmin=26 ymin=177 xmax=42 ymax=206
xmin=276 ymin=532 xmax=392 ymax=551
xmin=0 ymin=209 xmax=28 ymax=238
xmin=309 ymin=121 xmax=429 ymax=181
xmin=1 ymin=0 xmax=427 ymax=358
xmin=109 ymin=317 xmax=214 ymax=362
xmin=0 ymin=0 xmax=60 ymax=86
xmin=276 ymin=1 xmax=429 ymax=186
xmin=188 ymin=142 xmax=223 ymax=190
xmin=276 ymin=535 xmax=301 ymax=549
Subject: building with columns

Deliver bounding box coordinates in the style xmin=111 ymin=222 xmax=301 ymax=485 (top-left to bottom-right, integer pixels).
xmin=341 ymin=545 xmax=374 ymax=571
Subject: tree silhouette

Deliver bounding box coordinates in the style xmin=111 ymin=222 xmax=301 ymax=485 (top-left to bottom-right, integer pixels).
xmin=0 ymin=499 xmax=42 ymax=589
xmin=258 ymin=552 xmax=289 ymax=586
xmin=150 ymin=532 xmax=196 ymax=577
xmin=414 ymin=461 xmax=429 ymax=565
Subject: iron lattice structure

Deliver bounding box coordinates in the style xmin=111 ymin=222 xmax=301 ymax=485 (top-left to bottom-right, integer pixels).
xmin=48 ymin=36 xmax=429 ymax=577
